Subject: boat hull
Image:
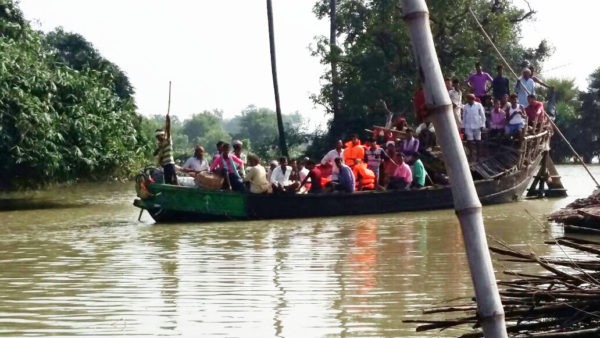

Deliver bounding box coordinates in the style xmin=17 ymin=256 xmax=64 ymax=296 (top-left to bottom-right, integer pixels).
xmin=134 ymin=157 xmax=539 ymax=223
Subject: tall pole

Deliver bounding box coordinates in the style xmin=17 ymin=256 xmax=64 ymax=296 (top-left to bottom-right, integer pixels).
xmin=402 ymin=1 xmax=507 ymax=337
xmin=266 ymin=0 xmax=289 ymax=158
xmin=330 ymin=0 xmax=340 ymax=121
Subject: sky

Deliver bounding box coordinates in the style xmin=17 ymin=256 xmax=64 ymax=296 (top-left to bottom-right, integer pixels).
xmin=17 ymin=0 xmax=600 ymax=127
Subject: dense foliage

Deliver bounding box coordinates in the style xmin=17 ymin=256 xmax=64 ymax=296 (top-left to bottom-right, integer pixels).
xmin=309 ymin=0 xmax=551 ymax=154
xmin=556 ymin=69 xmax=600 ymax=163
xmin=0 ymin=1 xmax=150 ymax=189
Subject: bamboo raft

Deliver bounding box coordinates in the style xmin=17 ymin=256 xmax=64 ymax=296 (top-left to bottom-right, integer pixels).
xmin=405 ymin=236 xmax=600 ymax=337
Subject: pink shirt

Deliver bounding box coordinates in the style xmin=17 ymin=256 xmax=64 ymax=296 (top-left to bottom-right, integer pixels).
xmin=490 ymin=108 xmax=507 ymax=129
xmin=393 ymin=163 xmax=413 ymax=183
xmin=210 ymin=154 xmax=244 ymax=174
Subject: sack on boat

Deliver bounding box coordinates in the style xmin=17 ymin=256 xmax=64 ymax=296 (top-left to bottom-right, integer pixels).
xmin=194 ymin=172 xmax=224 ymax=190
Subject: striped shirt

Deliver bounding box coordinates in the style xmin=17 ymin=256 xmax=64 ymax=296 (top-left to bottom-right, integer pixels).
xmin=157 ymin=137 xmax=174 ymax=166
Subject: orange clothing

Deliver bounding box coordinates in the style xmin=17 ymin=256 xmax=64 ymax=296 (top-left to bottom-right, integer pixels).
xmin=352 ymin=162 xmax=376 ymax=190
xmin=343 ymin=141 xmax=365 ymax=167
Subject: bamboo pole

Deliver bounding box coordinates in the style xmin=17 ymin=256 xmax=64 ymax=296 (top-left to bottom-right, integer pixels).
xmin=468 ymin=8 xmax=600 ymax=188
xmin=266 ymin=0 xmax=289 ymax=158
xmin=166 ymin=80 xmax=172 ymax=116
xmin=401 ymin=1 xmax=507 ymax=337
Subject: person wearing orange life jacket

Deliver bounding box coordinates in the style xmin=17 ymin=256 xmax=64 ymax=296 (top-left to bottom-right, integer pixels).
xmin=352 ymin=158 xmax=376 ymax=191
xmin=343 ymin=134 xmax=365 ymax=168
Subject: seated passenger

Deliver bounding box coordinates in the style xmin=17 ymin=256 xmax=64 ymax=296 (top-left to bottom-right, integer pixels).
xmin=269 ymin=157 xmax=299 ymax=193
xmin=399 ymin=128 xmax=419 ymax=156
xmin=382 ymin=141 xmax=400 ymax=187
xmin=209 ymin=142 xmax=246 ymax=192
xmin=298 ymin=159 xmax=322 ymax=194
xmin=416 ymin=121 xmax=436 ymax=152
xmin=244 ymin=154 xmax=271 ymax=194
xmin=352 ymin=158 xmax=376 ymax=191
xmin=321 ymin=140 xmax=344 ymax=180
xmin=181 ymin=145 xmax=209 ymax=174
xmin=333 ymin=157 xmax=355 ymax=193
xmin=266 ymin=160 xmax=278 ymax=182
xmin=408 ymin=153 xmax=426 ymax=189
xmin=387 ymin=153 xmax=412 ymax=190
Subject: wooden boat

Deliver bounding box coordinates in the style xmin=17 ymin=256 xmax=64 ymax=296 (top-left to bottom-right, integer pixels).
xmin=134 ymin=125 xmax=556 ymax=223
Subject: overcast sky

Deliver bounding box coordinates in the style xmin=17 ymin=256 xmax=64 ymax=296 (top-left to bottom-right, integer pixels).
xmin=18 ymin=0 xmax=599 ymax=127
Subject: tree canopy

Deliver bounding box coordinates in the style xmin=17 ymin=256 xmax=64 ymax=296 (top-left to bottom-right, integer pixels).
xmin=0 ymin=0 xmax=149 ymax=189
xmin=310 ymin=0 xmax=552 ymax=152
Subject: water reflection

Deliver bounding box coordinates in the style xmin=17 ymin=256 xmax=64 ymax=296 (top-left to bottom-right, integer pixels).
xmin=0 ymin=165 xmax=599 ymax=336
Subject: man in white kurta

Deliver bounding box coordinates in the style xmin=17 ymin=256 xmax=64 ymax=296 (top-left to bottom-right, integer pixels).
xmin=462 ymin=94 xmax=486 ymax=161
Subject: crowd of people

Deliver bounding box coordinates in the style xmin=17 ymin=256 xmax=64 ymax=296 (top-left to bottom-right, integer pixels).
xmin=153 ymin=61 xmax=551 ymax=194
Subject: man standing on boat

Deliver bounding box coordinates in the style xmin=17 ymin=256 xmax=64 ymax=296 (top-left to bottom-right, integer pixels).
xmin=448 ymin=78 xmax=463 ymax=128
xmin=492 ymin=65 xmax=510 ymax=101
xmin=466 ymin=62 xmax=493 ymax=103
xmin=462 ymin=93 xmax=486 ymax=162
xmin=343 ymin=134 xmax=365 ymax=168
xmin=154 ymin=114 xmax=177 ymax=185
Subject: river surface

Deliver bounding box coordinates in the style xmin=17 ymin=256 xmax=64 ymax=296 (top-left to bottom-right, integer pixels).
xmin=1 ymin=165 xmax=598 ymax=337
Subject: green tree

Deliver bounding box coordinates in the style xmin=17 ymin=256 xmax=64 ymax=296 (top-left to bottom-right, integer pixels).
xmin=575 ymin=68 xmax=600 ymax=163
xmin=44 ymin=27 xmax=135 ymax=102
xmin=310 ymin=0 xmax=551 ymax=153
xmin=0 ymin=0 xmax=148 ymax=189
xmin=180 ymin=111 xmax=230 ymax=161
xmin=545 ymin=78 xmax=582 ymax=163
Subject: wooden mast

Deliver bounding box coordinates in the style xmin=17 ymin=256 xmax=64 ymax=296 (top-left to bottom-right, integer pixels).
xmin=401 ymin=1 xmax=507 ymax=337
xmin=266 ymin=0 xmax=289 ymax=158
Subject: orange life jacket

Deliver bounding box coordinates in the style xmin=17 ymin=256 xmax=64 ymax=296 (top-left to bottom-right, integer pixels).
xmin=352 ymin=162 xmax=376 ymax=190
xmin=343 ymin=141 xmax=365 ymax=167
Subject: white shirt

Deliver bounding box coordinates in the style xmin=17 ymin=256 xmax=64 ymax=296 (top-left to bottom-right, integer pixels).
xmin=516 ymin=77 xmax=535 ymax=107
xmin=415 ymin=122 xmax=435 ymax=136
xmin=182 ymin=156 xmax=209 ymax=172
xmin=269 ymin=165 xmax=293 ymax=186
xmin=321 ymin=148 xmax=344 ymax=165
xmin=321 ymin=148 xmax=344 ymax=180
xmin=507 ymin=104 xmax=525 ymax=125
xmin=462 ymin=102 xmax=486 ymax=129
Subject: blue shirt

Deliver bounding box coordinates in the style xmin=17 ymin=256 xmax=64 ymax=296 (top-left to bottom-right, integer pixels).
xmin=338 ymin=164 xmax=355 ymax=193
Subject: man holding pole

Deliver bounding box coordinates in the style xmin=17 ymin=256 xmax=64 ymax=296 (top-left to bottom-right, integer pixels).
xmin=154 ymin=114 xmax=177 ymax=185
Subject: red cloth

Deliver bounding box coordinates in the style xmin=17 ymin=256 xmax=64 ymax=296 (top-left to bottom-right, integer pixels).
xmin=413 ymin=89 xmax=427 ymax=122
xmin=525 ymin=101 xmax=545 ymax=123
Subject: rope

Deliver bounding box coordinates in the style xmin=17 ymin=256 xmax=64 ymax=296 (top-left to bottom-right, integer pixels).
xmin=468 ymin=8 xmax=600 ymax=188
